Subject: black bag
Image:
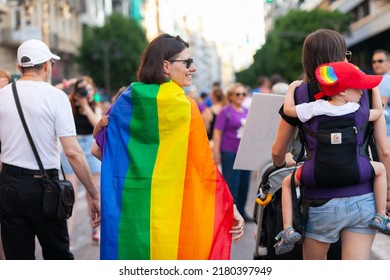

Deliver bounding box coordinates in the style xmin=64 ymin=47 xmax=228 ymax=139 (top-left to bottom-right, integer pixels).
xmin=42 ymin=178 xmax=75 ymax=220
xmin=11 ymin=82 xmax=75 ymax=220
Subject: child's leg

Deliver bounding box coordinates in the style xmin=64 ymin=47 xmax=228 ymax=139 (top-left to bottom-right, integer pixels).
xmin=369 ymin=161 xmax=390 ymax=235
xmin=371 ymin=161 xmax=387 ymax=216
xmin=275 ymin=171 xmax=302 ymax=255
xmin=281 ymin=173 xmax=301 ymax=230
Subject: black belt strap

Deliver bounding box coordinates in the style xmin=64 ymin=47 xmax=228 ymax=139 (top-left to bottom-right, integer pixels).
xmin=1 ymin=163 xmax=58 ymax=177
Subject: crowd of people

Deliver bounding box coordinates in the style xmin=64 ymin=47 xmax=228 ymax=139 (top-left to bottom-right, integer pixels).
xmin=0 ymin=28 xmax=389 ymax=260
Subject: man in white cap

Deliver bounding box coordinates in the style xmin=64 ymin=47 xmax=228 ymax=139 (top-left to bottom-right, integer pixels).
xmin=0 ymin=39 xmax=100 ymax=259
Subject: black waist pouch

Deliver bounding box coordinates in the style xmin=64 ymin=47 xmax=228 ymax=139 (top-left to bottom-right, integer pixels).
xmin=42 ymin=178 xmax=75 ymax=220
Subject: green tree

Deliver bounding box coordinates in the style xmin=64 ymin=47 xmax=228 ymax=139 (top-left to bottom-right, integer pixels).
xmin=236 ymin=9 xmax=353 ymax=87
xmin=76 ymin=13 xmax=148 ymax=97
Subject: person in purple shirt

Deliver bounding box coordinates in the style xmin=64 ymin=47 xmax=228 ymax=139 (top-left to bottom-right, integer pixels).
xmin=212 ymin=82 xmax=252 ymax=222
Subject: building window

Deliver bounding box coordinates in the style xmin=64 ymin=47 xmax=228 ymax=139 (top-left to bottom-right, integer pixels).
xmin=351 ymin=0 xmax=369 ymax=21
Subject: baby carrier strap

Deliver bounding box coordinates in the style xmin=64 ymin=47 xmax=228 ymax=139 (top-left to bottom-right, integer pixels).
xmin=294 ymin=83 xmax=310 ymax=163
xmin=365 ymin=89 xmax=379 ymax=161
xmin=293 ymin=83 xmax=371 ymax=189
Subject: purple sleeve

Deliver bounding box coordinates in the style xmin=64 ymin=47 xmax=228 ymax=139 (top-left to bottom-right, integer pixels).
xmin=214 ymin=106 xmax=228 ymax=131
xmin=95 ymin=107 xmax=112 ymax=158
xmin=96 ymin=127 xmax=107 ymax=156
xmin=198 ymin=102 xmax=206 ymax=112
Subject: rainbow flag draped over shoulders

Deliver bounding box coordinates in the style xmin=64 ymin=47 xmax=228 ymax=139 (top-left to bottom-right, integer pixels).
xmin=100 ymin=80 xmax=234 ymax=260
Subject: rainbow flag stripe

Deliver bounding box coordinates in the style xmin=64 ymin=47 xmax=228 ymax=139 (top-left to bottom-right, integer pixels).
xmin=317 ymin=65 xmax=338 ymax=85
xmin=100 ymin=80 xmax=234 ymax=260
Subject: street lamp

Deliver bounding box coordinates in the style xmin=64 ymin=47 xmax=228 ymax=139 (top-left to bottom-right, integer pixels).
xmin=102 ymin=43 xmax=111 ymax=97
xmin=92 ymin=41 xmax=121 ymax=97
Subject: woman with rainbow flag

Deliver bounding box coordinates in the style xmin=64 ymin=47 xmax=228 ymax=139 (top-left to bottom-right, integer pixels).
xmin=92 ymin=34 xmax=244 ymax=260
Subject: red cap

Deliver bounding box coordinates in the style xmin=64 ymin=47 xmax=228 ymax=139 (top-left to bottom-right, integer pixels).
xmin=314 ymin=62 xmax=382 ymax=99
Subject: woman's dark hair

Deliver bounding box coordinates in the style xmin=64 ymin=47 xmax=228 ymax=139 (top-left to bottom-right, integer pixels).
xmin=211 ymin=88 xmax=227 ymax=105
xmin=302 ymin=29 xmax=347 ymax=82
xmin=137 ymin=34 xmax=189 ymax=84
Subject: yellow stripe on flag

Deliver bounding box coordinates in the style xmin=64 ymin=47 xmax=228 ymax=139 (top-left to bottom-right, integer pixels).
xmin=150 ymin=81 xmax=191 ymax=259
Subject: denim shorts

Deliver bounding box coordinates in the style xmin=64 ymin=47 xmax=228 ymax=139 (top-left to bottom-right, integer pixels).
xmin=305 ymin=192 xmax=376 ymax=243
xmin=61 ymin=134 xmax=101 ymax=174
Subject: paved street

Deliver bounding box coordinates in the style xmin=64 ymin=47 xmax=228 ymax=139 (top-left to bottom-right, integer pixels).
xmin=34 ymin=173 xmax=390 ymax=260
xmin=234 ymin=171 xmax=390 ymax=260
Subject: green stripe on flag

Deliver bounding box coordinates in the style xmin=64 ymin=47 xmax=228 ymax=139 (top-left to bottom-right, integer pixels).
xmin=118 ymin=83 xmax=160 ymax=259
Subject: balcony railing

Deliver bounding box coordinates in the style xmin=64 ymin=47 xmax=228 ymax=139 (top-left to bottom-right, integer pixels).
xmin=0 ymin=3 xmax=9 ymax=14
xmin=1 ymin=27 xmax=42 ymax=47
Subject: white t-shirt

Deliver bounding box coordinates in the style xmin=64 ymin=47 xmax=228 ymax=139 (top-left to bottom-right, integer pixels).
xmin=0 ymin=80 xmax=76 ymax=169
xmin=296 ymin=99 xmax=360 ymax=123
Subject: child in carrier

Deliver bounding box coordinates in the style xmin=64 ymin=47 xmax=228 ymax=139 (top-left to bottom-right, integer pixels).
xmin=274 ymin=61 xmax=389 ymax=255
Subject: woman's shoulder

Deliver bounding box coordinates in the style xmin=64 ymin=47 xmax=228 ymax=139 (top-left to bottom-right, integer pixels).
xmin=219 ymin=104 xmax=230 ymax=113
xmin=211 ymin=104 xmax=223 ymax=114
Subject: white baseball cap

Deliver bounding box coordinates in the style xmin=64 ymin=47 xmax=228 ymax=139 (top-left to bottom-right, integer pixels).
xmin=17 ymin=39 xmax=60 ymax=67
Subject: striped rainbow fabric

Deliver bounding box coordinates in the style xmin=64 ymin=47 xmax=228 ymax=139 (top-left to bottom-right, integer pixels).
xmin=100 ymin=80 xmax=234 ymax=260
xmin=317 ymin=65 xmax=338 ymax=85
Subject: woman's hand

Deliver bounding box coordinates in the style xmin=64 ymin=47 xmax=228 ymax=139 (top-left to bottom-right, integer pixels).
xmin=89 ymin=197 xmax=101 ymax=228
xmin=213 ymin=151 xmax=221 ymax=165
xmin=230 ymin=205 xmax=245 ymax=243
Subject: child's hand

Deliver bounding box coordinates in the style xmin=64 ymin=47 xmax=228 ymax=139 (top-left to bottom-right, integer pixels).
xmin=287 ymin=80 xmax=303 ymax=96
xmin=285 ymin=80 xmax=303 ymax=100
xmin=283 ymin=80 xmax=304 ymax=118
xmin=290 ymin=80 xmax=303 ymax=88
xmin=99 ymin=115 xmax=109 ymax=128
xmin=93 ymin=115 xmax=109 ymax=138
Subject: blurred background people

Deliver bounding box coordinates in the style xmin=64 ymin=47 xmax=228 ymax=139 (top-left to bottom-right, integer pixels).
xmin=202 ymin=87 xmax=227 ymax=142
xmin=372 ymin=49 xmax=390 ymax=141
xmin=270 ymin=73 xmax=289 ymax=95
xmin=213 ymin=82 xmax=253 ymax=222
xmin=0 ymin=70 xmax=10 ymax=89
xmin=55 ymin=78 xmax=78 ymax=93
xmin=61 ymin=76 xmax=102 ymax=245
xmin=204 ymin=81 xmax=222 ymax=108
xmin=251 ymin=75 xmax=272 ymax=94
xmin=196 ymin=91 xmax=209 ymax=112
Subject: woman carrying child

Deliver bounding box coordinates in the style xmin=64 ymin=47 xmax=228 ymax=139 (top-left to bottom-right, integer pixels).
xmin=275 ymin=61 xmax=389 ymax=256
xmin=271 ymin=29 xmax=390 ymax=260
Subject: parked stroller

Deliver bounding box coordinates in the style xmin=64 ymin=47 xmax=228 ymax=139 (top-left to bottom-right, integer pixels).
xmin=253 ymin=162 xmax=341 ymax=260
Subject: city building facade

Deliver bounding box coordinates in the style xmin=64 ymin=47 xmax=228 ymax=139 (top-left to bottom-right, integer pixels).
xmin=0 ymin=0 xmax=131 ymax=82
xmin=263 ymin=0 xmax=390 ymax=73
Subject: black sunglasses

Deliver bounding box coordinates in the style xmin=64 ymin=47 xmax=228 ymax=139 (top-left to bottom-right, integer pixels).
xmin=372 ymin=59 xmax=385 ymax=64
xmin=235 ymin=92 xmax=246 ymax=97
xmin=345 ymin=51 xmax=352 ymax=62
xmin=168 ymin=58 xmax=193 ymax=69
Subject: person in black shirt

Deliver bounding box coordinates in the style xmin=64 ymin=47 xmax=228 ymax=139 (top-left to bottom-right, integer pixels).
xmin=61 ymin=76 xmax=102 ymax=244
